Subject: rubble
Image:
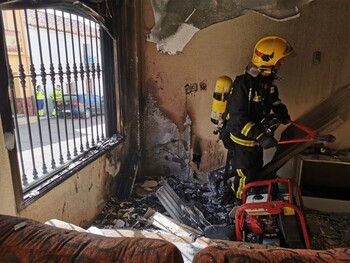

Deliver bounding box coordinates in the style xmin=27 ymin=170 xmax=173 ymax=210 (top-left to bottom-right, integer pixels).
xmin=141 ymin=180 xmax=158 ymax=188
xmin=156 ymin=178 xmax=212 ymax=231
xmin=92 ymin=175 xmax=350 ymax=250
xmin=143 ymin=208 xmax=202 ymax=238
xmin=305 ymin=208 xmax=350 ymax=250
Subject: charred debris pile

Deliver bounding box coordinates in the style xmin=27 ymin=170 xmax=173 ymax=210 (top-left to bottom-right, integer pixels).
xmin=93 ymin=170 xmax=350 ymax=250
xmin=93 ymin=175 xmax=231 ymax=230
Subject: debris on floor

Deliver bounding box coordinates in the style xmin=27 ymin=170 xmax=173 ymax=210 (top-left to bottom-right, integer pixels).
xmin=156 ymin=178 xmax=212 ymax=231
xmin=92 ymin=175 xmax=350 ymax=250
xmin=143 ymin=207 xmax=202 ymax=238
xmin=305 ymin=208 xmax=350 ymax=250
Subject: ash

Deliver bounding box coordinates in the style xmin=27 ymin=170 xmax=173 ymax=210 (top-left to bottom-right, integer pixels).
xmin=93 ymin=175 xmax=350 ymax=250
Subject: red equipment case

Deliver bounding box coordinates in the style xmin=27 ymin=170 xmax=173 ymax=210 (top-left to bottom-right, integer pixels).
xmin=235 ymin=178 xmax=310 ymax=249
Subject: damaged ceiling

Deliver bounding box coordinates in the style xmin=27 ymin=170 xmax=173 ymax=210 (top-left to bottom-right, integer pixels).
xmin=0 ymin=0 xmax=314 ymax=53
xmin=148 ymin=0 xmax=313 ymax=54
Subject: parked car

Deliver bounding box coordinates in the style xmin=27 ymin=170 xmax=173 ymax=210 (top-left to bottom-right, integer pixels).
xmin=57 ymin=94 xmax=104 ymax=118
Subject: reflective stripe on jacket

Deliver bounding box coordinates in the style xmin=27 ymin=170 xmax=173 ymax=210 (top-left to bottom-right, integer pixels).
xmin=225 ymin=73 xmax=286 ymax=147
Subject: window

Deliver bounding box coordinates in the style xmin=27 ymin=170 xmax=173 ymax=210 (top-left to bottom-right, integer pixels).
xmin=0 ymin=8 xmax=121 ymax=206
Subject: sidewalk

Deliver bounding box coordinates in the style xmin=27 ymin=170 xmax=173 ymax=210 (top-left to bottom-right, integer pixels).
xmin=16 ymin=115 xmax=54 ymax=126
xmin=15 ymin=116 xmax=105 ymax=188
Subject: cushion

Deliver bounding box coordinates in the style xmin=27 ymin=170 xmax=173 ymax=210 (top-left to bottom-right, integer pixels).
xmin=193 ymin=245 xmax=350 ymax=263
xmin=0 ymin=214 xmax=183 ymax=263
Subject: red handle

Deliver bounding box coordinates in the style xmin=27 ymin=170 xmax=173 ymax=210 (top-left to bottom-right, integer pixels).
xmin=278 ymin=120 xmax=319 ymax=145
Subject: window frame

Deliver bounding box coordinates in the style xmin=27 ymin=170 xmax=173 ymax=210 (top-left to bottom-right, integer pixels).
xmin=0 ymin=7 xmax=122 ymax=211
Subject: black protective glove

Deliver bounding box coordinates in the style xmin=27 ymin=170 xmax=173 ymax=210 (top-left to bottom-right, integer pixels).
xmin=279 ymin=113 xmax=291 ymax=125
xmin=262 ymin=114 xmax=281 ymax=135
xmin=256 ymin=133 xmax=278 ymax=149
xmin=274 ymin=104 xmax=290 ymax=124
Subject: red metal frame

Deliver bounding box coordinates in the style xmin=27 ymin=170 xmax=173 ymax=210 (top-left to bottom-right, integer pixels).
xmin=278 ymin=120 xmax=318 ymax=145
xmin=277 ymin=120 xmax=335 ymax=145
xmin=235 ymin=178 xmax=310 ymax=249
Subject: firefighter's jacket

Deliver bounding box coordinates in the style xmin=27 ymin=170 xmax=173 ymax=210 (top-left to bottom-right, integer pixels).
xmin=226 ymin=72 xmax=289 ymax=147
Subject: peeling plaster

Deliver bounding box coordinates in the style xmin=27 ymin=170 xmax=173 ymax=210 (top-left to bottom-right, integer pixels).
xmin=143 ymin=94 xmax=192 ymax=179
xmin=148 ymin=0 xmax=313 ymax=54
xmin=105 ymin=158 xmax=120 ymax=177
xmin=149 ymin=23 xmax=200 ymax=55
xmin=189 ymin=137 xmax=227 ymax=183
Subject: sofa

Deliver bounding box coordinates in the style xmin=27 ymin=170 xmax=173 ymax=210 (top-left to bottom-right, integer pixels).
xmin=1 ymin=214 xmax=349 ymax=263
xmin=0 ymin=214 xmax=183 ymax=263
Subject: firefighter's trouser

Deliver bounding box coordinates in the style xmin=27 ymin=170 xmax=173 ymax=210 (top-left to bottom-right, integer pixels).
xmin=229 ymin=143 xmax=263 ymax=200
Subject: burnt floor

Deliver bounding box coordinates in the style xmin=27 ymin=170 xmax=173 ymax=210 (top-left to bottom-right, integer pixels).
xmin=92 ymin=175 xmax=350 ymax=250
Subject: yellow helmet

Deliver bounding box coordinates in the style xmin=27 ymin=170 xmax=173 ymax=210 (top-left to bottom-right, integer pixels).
xmin=252 ymin=36 xmax=294 ymax=69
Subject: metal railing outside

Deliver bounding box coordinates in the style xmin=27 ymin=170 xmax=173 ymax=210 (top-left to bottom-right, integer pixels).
xmin=2 ymin=9 xmax=106 ymax=191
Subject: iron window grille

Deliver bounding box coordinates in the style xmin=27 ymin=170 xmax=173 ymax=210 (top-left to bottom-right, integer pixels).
xmin=1 ymin=8 xmax=120 ymax=204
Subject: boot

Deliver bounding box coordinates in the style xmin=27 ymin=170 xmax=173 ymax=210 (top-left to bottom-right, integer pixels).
xmin=218 ymin=183 xmax=235 ymax=205
xmin=208 ymin=172 xmax=223 ymax=197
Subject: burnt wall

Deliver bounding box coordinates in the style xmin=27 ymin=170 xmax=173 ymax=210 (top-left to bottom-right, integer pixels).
xmin=108 ymin=0 xmax=143 ymax=199
xmin=141 ymin=0 xmax=350 ymax=182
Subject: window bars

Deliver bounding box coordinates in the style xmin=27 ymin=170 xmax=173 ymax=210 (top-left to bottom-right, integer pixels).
xmin=2 ymin=9 xmax=106 ymax=191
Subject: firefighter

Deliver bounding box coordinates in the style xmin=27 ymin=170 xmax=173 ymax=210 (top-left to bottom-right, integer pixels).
xmin=209 ymin=36 xmax=294 ymax=206
xmin=35 ymin=85 xmax=45 ymax=116
xmin=50 ymin=84 xmax=62 ymax=116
